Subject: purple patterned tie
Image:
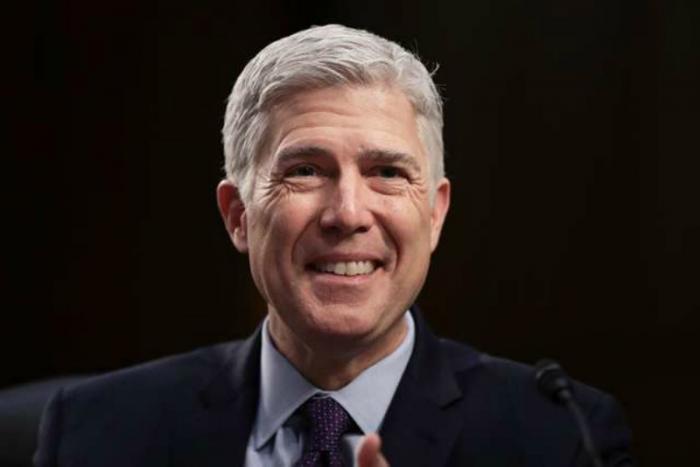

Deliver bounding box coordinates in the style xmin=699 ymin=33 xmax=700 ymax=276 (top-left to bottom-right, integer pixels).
xmin=297 ymin=396 xmax=353 ymax=467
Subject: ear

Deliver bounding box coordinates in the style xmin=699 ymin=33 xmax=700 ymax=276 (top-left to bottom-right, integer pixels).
xmin=429 ymin=177 xmax=451 ymax=252
xmin=216 ymin=179 xmax=249 ymax=253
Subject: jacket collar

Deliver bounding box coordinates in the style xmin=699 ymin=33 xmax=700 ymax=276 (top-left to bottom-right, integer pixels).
xmin=379 ymin=305 xmax=481 ymax=466
xmin=170 ymin=306 xmax=483 ymax=467
xmin=170 ymin=327 xmax=262 ymax=467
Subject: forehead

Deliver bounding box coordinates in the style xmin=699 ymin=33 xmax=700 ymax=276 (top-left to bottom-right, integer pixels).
xmin=264 ymin=84 xmax=426 ymax=164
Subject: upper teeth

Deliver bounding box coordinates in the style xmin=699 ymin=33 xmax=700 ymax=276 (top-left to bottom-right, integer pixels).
xmin=316 ymin=261 xmax=376 ymax=276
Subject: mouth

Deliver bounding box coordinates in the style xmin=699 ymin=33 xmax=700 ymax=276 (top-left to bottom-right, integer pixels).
xmin=308 ymin=260 xmax=381 ymax=277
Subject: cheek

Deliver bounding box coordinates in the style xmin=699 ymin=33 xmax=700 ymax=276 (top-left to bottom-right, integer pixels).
xmin=249 ymin=195 xmax=319 ymax=264
xmin=381 ymin=197 xmax=433 ymax=250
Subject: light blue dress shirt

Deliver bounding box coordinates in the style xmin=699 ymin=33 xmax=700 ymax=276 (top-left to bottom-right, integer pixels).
xmin=244 ymin=312 xmax=415 ymax=467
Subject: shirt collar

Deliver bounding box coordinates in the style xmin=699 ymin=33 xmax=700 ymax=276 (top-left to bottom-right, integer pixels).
xmin=251 ymin=312 xmax=415 ymax=449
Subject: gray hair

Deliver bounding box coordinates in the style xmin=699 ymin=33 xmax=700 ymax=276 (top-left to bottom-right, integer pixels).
xmin=221 ymin=24 xmax=444 ymax=203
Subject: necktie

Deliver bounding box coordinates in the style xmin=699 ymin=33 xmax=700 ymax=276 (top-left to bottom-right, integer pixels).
xmin=297 ymin=396 xmax=353 ymax=467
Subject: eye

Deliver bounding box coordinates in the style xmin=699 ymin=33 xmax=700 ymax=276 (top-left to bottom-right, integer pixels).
xmin=375 ymin=166 xmax=405 ymax=179
xmin=287 ymin=164 xmax=318 ymax=177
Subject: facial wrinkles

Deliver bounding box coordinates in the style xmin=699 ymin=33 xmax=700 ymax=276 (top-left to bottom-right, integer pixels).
xmin=251 ymin=175 xmax=285 ymax=228
xmin=254 ymin=86 xmax=433 ymax=266
xmin=229 ymin=84 xmax=451 ymax=391
xmin=245 ymin=163 xmax=309 ymax=299
xmin=251 ymin=141 xmax=315 ymax=213
xmin=260 ymin=154 xmax=430 ymax=278
xmin=252 ymin=179 xmax=431 ymax=278
xmin=248 ymin=87 xmax=440 ymax=204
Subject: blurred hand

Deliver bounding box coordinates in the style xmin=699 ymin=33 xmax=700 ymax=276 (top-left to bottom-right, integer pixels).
xmin=357 ymin=433 xmax=389 ymax=467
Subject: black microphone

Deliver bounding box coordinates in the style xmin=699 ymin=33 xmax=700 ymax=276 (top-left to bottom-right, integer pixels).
xmin=535 ymin=359 xmax=604 ymax=467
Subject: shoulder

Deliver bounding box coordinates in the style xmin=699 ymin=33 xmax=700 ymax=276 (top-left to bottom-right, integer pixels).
xmin=436 ymin=338 xmax=633 ymax=466
xmin=59 ymin=340 xmax=245 ymax=409
xmin=437 ymin=336 xmax=610 ymax=410
xmin=34 ymin=339 xmax=252 ymax=466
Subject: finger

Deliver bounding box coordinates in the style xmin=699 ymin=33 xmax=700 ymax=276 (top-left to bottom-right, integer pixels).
xmin=357 ymin=433 xmax=389 ymax=467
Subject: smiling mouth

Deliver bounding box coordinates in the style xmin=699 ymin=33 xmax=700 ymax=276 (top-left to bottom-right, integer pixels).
xmin=310 ymin=260 xmax=379 ymax=277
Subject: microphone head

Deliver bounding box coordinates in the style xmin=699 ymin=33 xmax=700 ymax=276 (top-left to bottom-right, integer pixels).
xmin=535 ymin=359 xmax=573 ymax=403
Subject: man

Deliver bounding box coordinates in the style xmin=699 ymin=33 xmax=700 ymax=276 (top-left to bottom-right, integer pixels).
xmin=35 ymin=25 xmax=633 ymax=466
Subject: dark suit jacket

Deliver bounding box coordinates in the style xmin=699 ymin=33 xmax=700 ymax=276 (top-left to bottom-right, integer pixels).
xmin=34 ymin=308 xmax=633 ymax=466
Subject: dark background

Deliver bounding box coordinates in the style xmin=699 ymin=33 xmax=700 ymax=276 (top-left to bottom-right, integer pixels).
xmin=6 ymin=0 xmax=698 ymax=464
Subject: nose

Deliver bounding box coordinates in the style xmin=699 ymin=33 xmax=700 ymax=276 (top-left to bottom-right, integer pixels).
xmin=319 ymin=172 xmax=373 ymax=236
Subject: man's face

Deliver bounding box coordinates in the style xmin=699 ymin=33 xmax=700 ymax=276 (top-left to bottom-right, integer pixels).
xmin=219 ymin=84 xmax=450 ymax=356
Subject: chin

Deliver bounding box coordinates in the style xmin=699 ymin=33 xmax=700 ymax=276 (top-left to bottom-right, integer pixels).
xmin=309 ymin=302 xmax=401 ymax=342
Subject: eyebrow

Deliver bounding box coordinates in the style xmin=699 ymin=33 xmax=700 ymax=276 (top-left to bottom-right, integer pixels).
xmin=358 ymin=148 xmax=421 ymax=173
xmin=275 ymin=145 xmax=421 ymax=173
xmin=275 ymin=145 xmax=333 ymax=164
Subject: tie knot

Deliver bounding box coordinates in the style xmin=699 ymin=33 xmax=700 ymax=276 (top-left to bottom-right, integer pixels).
xmin=303 ymin=396 xmax=353 ymax=452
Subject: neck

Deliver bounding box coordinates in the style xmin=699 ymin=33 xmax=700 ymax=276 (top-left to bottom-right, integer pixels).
xmin=267 ymin=315 xmax=408 ymax=390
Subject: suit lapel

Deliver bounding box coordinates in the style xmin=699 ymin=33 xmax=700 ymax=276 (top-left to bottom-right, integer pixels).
xmin=380 ymin=307 xmax=477 ymax=467
xmin=170 ymin=329 xmax=262 ymax=467
xmin=167 ymin=309 xmax=488 ymax=467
